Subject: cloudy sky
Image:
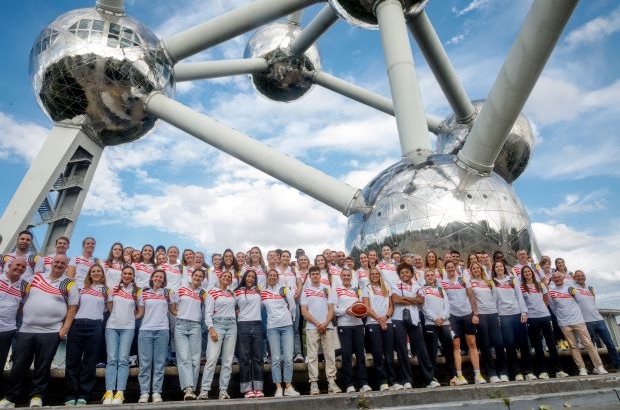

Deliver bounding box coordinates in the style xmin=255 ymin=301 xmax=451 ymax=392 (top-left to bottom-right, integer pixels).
xmin=1 ymin=1 xmax=619 ymax=307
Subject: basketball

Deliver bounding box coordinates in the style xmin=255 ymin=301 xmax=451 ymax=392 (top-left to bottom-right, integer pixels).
xmin=350 ymin=301 xmax=368 ymax=318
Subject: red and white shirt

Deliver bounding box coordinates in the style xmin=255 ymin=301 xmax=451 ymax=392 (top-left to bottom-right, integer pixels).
xmin=0 ymin=273 xmax=28 ymax=332
xmin=204 ymin=288 xmax=236 ymax=329
xmin=21 ymin=272 xmax=79 ymax=333
xmin=172 ymin=286 xmax=206 ymax=322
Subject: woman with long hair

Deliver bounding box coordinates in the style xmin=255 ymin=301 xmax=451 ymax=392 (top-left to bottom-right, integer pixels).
xmin=221 ymin=249 xmax=241 ymax=290
xmin=102 ymin=266 xmax=144 ymax=405
xmin=169 ymin=269 xmax=206 ymax=400
xmin=198 ymin=271 xmax=237 ymax=400
xmin=367 ymin=250 xmax=378 ymax=269
xmin=391 ymin=263 xmax=439 ymax=389
xmin=133 ymin=245 xmax=155 ymax=289
xmin=278 ymin=250 xmax=303 ymax=362
xmin=520 ymin=266 xmax=567 ymax=379
xmin=492 ymin=260 xmax=533 ymax=381
xmin=356 ymin=252 xmax=371 ymax=289
xmin=362 ymin=267 xmax=396 ymax=391
xmin=248 ymin=246 xmax=267 ymax=289
xmin=137 ymin=269 xmax=172 ymax=403
xmin=261 ymin=269 xmax=300 ymax=397
xmin=424 ymin=251 xmax=441 ymax=279
xmin=65 ymin=264 xmax=110 ymax=405
xmin=313 ymin=254 xmax=332 ymax=287
xmin=468 ymin=261 xmax=507 ymax=383
xmin=334 ymin=269 xmax=370 ymax=393
xmin=104 ymin=242 xmax=124 ymax=286
xmin=234 ymin=270 xmax=265 ymax=398
xmin=421 ymin=269 xmax=456 ymax=385
xmin=180 ymin=249 xmax=194 ymax=284
xmin=440 ymin=260 xmax=483 ymax=385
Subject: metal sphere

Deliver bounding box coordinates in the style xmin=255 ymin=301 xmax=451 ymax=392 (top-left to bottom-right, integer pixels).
xmin=328 ymin=0 xmax=429 ymax=30
xmin=436 ymin=101 xmax=534 ymax=183
xmin=29 ymin=8 xmax=174 ymax=146
xmin=244 ymin=23 xmax=320 ymax=103
xmin=345 ymin=155 xmax=537 ymax=261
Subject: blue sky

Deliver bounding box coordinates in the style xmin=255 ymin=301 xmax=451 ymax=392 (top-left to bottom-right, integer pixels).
xmin=1 ymin=1 xmax=619 ymax=307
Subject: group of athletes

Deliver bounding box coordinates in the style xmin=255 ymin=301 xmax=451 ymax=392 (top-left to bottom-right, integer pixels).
xmin=1 ymin=230 xmax=619 ymax=408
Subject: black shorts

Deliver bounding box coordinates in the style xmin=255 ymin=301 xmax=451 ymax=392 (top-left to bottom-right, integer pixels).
xmin=450 ymin=313 xmax=476 ymax=337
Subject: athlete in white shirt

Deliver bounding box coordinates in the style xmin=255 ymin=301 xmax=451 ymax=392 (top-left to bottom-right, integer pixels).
xmin=0 ymin=257 xmax=28 ymax=371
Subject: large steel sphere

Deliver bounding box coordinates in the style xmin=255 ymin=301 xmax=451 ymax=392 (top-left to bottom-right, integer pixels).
xmin=29 ymin=8 xmax=174 ymax=146
xmin=436 ymin=101 xmax=534 ymax=183
xmin=244 ymin=23 xmax=320 ymax=102
xmin=328 ymin=0 xmax=429 ymax=29
xmin=345 ymin=155 xmax=537 ymax=262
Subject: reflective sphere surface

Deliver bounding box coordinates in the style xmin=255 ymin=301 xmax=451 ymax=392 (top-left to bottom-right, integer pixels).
xmin=30 ymin=8 xmax=174 ymax=146
xmin=437 ymin=101 xmax=534 ymax=183
xmin=328 ymin=0 xmax=429 ymax=29
xmin=244 ymin=23 xmax=320 ymax=102
xmin=345 ymin=155 xmax=537 ymax=261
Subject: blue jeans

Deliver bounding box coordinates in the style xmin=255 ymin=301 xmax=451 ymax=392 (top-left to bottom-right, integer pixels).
xmin=105 ymin=328 xmax=134 ymax=391
xmin=200 ymin=317 xmax=237 ymax=392
xmin=138 ymin=329 xmax=169 ymax=394
xmin=65 ymin=319 xmax=103 ymax=401
xmin=237 ymin=321 xmax=264 ymax=392
xmin=586 ymin=320 xmax=620 ymax=368
xmin=266 ymin=325 xmax=294 ymax=384
xmin=175 ymin=319 xmax=203 ymax=390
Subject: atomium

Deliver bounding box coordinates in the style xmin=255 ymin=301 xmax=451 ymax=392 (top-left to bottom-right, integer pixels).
xmin=437 ymin=100 xmax=534 ymax=183
xmin=0 ymin=0 xmax=578 ymax=260
xmin=345 ymin=155 xmax=534 ymax=258
xmin=30 ymin=7 xmax=174 ymax=146
xmin=244 ymin=22 xmax=320 ymax=102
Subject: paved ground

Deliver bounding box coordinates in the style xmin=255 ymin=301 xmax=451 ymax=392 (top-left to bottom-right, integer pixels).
xmin=20 ymin=374 xmax=620 ymax=409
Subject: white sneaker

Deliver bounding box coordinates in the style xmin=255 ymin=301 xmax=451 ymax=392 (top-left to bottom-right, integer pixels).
xmin=390 ymin=383 xmax=403 ymax=391
xmin=360 ymin=385 xmax=372 ymax=393
xmin=427 ymin=380 xmax=441 ymax=388
xmin=455 ymin=375 xmax=469 ymax=385
xmin=346 ymin=386 xmax=356 ymax=393
xmin=196 ymin=391 xmax=209 ymax=400
xmin=111 ymin=391 xmax=124 ymax=405
xmin=183 ymin=388 xmax=196 ymax=400
xmin=310 ymin=382 xmax=320 ymax=395
xmin=274 ymin=386 xmax=283 ymax=398
xmin=138 ymin=393 xmax=149 ymax=404
xmin=525 ymin=373 xmax=537 ymax=381
xmin=474 ymin=374 xmax=487 ymax=384
xmin=151 ymin=393 xmax=162 ymax=403
xmin=101 ymin=390 xmax=113 ymax=405
xmin=219 ymin=390 xmax=230 ymax=400
xmin=594 ymin=366 xmax=608 ymax=375
xmin=515 ymin=374 xmax=524 ymax=381
xmin=499 ymin=375 xmax=509 ymax=382
xmin=29 ymin=397 xmax=42 ymax=408
xmin=328 ymin=381 xmax=342 ymax=394
xmin=294 ymin=354 xmax=304 ymax=363
xmin=489 ymin=376 xmax=500 ymax=383
xmin=556 ymin=371 xmax=569 ymax=378
xmin=538 ymin=372 xmax=549 ymax=379
xmin=403 ymin=382 xmax=412 ymax=389
xmin=380 ymin=383 xmax=390 ymax=391
xmin=284 ymin=386 xmax=300 ymax=397
xmin=578 ymin=368 xmax=588 ymax=376
xmin=0 ymin=399 xmax=15 ymax=409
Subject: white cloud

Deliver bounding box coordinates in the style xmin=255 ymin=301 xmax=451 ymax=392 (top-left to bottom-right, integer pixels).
xmin=564 ymin=6 xmax=620 ymax=48
xmin=532 ymin=221 xmax=620 ymax=283
xmin=0 ymin=113 xmax=47 ymax=162
xmin=452 ymin=0 xmax=493 ymax=17
xmin=446 ymin=33 xmax=466 ymax=45
xmin=528 ymin=142 xmax=620 ymax=180
xmin=533 ymin=190 xmax=607 ymax=217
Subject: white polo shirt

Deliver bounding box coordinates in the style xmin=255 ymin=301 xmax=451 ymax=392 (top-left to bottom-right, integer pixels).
xmin=21 ymin=272 xmax=79 ymax=333
xmin=300 ymin=284 xmax=336 ymax=330
xmin=0 ymin=273 xmax=28 ymax=332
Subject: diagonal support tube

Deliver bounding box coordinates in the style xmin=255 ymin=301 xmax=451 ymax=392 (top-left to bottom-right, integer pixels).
xmin=376 ymin=0 xmax=432 ymax=164
xmin=289 ymin=5 xmax=339 ymax=56
xmin=162 ymin=0 xmax=318 ymax=63
xmin=311 ymin=70 xmax=444 ymax=133
xmin=457 ymin=0 xmax=579 ymax=174
xmin=144 ymin=92 xmax=369 ymax=216
xmin=175 ymin=58 xmax=268 ymax=82
xmin=408 ymin=10 xmax=475 ymax=124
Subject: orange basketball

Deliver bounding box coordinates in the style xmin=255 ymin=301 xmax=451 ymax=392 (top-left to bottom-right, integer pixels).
xmin=350 ymin=301 xmax=368 ymax=317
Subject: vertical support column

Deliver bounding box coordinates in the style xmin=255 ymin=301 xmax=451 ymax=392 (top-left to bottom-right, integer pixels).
xmin=0 ymin=126 xmax=103 ymax=254
xmin=375 ymin=0 xmax=432 ymax=164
